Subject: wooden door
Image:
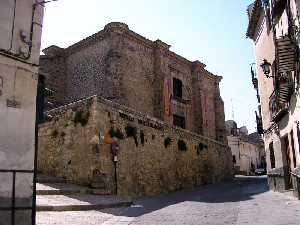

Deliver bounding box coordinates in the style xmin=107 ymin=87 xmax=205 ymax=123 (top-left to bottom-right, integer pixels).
xmin=283 ymin=136 xmax=293 ymax=189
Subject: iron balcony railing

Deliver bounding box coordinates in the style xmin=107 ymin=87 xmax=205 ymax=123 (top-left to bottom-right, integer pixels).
xmin=268 ymin=33 xmax=297 ymax=122
xmin=269 ymin=84 xmax=292 ymax=122
xmin=275 ymin=35 xmax=297 ymax=76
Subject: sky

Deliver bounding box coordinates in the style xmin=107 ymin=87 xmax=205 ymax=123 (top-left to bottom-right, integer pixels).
xmin=41 ymin=0 xmax=257 ymax=133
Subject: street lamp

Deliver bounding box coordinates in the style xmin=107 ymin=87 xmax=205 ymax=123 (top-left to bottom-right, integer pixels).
xmin=260 ymin=59 xmax=273 ymax=78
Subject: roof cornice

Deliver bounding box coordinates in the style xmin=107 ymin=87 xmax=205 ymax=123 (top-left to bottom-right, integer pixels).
xmin=246 ymin=0 xmax=263 ymax=40
xmin=42 ymin=22 xmax=221 ymax=81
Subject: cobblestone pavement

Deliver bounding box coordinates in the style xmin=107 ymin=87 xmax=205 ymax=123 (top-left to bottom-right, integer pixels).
xmin=37 ymin=176 xmax=300 ymax=225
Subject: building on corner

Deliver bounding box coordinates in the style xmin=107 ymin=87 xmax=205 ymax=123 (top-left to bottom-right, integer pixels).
xmin=39 ymin=22 xmax=227 ymax=144
xmin=37 ymin=22 xmax=233 ymax=197
xmin=246 ymin=0 xmax=300 ymax=198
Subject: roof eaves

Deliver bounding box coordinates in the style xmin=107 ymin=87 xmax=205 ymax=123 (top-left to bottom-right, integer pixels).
xmin=246 ymin=0 xmax=263 ymax=40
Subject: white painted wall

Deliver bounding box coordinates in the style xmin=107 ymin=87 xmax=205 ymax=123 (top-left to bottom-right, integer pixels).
xmin=252 ymin=0 xmax=300 ymax=171
xmin=228 ymin=135 xmax=264 ymax=175
xmin=0 ymin=0 xmax=44 ymax=222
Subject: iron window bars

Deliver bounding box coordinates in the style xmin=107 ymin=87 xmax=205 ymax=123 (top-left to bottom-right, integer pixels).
xmin=0 ymin=169 xmax=36 ymax=225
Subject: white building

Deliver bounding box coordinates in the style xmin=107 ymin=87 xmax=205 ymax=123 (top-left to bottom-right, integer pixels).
xmin=226 ymin=120 xmax=266 ymax=175
xmin=0 ymin=1 xmax=44 ymax=224
xmin=246 ymin=0 xmax=300 ymax=198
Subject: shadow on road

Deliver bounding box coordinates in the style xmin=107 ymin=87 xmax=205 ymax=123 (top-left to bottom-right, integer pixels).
xmin=97 ymin=175 xmax=269 ymax=218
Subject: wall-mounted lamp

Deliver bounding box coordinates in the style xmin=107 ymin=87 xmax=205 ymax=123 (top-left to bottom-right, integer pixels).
xmin=37 ymin=0 xmax=59 ymax=4
xmin=260 ymin=59 xmax=273 ymax=78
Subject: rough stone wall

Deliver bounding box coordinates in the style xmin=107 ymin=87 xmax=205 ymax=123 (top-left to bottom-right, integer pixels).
xmin=116 ymin=33 xmax=155 ymax=115
xmin=65 ymin=37 xmax=111 ymax=102
xmin=214 ymin=81 xmax=227 ymax=143
xmin=38 ymin=96 xmax=233 ymax=197
xmin=39 ymin=46 xmax=67 ymax=109
xmin=191 ymin=62 xmax=204 ymax=134
xmin=197 ymin=70 xmax=217 ymax=139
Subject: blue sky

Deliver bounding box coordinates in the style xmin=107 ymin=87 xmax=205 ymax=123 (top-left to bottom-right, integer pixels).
xmin=41 ymin=0 xmax=257 ymax=132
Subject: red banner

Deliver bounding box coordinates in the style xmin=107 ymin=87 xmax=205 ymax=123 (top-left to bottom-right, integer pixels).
xmin=164 ymin=78 xmax=171 ymax=116
xmin=200 ymin=93 xmax=208 ymax=127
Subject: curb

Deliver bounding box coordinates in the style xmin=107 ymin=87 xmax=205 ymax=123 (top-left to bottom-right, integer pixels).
xmin=36 ymin=201 xmax=132 ymax=211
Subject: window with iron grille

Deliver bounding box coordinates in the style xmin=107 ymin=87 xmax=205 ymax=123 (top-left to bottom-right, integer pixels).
xmin=173 ymin=114 xmax=185 ymax=129
xmin=173 ymin=78 xmax=182 ymax=99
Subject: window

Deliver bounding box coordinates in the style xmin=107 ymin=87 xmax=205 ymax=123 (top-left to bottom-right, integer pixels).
xmin=233 ymin=155 xmax=236 ymax=164
xmin=173 ymin=114 xmax=185 ymax=129
xmin=173 ymin=78 xmax=182 ymax=99
xmin=269 ymin=142 xmax=275 ymax=169
xmin=0 ymin=76 xmax=3 ymax=96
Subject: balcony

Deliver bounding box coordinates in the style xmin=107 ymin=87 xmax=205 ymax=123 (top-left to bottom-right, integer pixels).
xmin=272 ymin=0 xmax=286 ymax=20
xmin=276 ymin=36 xmax=297 ymax=76
xmin=269 ymin=82 xmax=292 ymax=122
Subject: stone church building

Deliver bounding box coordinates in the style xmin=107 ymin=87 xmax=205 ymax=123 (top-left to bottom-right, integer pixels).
xmin=38 ymin=22 xmax=232 ymax=197
xmin=39 ymin=22 xmax=226 ymax=143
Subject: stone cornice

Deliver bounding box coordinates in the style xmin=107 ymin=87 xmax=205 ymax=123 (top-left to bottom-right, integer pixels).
xmin=124 ymin=28 xmax=194 ymax=68
xmin=65 ymin=30 xmax=108 ymax=56
xmin=123 ymin=29 xmax=154 ymax=49
xmin=166 ymin=50 xmax=193 ymax=68
xmin=42 ymin=22 xmax=220 ymax=81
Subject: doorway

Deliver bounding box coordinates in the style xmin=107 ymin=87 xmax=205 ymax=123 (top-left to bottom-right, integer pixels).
xmin=282 ymin=134 xmax=295 ymax=189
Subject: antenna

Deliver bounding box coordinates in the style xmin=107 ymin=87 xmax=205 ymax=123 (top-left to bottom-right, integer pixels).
xmin=231 ymin=98 xmax=235 ymax=120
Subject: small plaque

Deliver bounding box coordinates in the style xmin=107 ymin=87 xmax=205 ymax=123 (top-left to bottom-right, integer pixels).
xmin=7 ymin=99 xmax=21 ymax=108
xmin=113 ymin=156 xmax=118 ymax=162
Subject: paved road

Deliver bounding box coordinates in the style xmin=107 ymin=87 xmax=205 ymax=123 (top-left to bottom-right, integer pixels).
xmin=37 ymin=176 xmax=300 ymax=225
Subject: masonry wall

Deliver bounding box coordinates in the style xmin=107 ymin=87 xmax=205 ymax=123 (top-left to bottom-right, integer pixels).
xmin=39 ymin=47 xmax=67 ymax=109
xmin=40 ymin=22 xmax=226 ymax=142
xmin=111 ymin=32 xmax=155 ymax=115
xmin=38 ymin=96 xmax=233 ymax=197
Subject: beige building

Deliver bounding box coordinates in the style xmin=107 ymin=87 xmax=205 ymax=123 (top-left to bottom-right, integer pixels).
xmin=226 ymin=120 xmax=265 ymax=175
xmin=37 ymin=22 xmax=233 ymax=197
xmin=0 ymin=0 xmax=44 ymax=224
xmin=247 ymin=0 xmax=300 ymax=198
